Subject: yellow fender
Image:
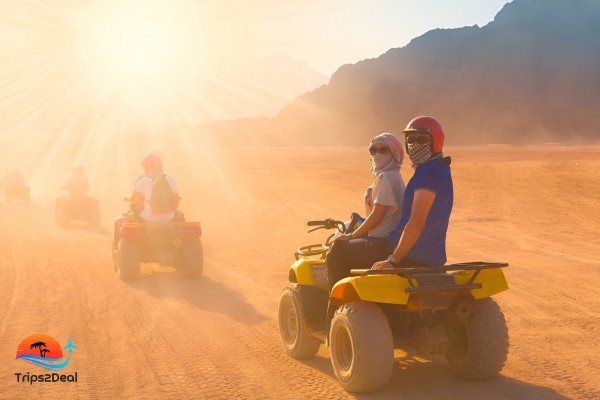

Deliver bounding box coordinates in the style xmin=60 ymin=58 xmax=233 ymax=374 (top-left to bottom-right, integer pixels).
xmin=330 ymin=268 xmax=508 ymax=305
xmin=452 ymin=268 xmax=509 ymax=299
xmin=330 ymin=275 xmax=412 ymax=305
xmin=289 ymin=258 xmax=329 ymax=289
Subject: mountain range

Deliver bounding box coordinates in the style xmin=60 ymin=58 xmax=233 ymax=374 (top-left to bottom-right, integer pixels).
xmin=200 ymin=0 xmax=600 ymax=146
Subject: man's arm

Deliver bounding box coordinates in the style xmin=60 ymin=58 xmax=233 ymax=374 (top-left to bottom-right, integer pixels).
xmin=372 ymin=189 xmax=435 ymax=269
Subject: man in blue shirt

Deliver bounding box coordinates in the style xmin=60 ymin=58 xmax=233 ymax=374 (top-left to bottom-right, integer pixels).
xmin=372 ymin=116 xmax=454 ymax=269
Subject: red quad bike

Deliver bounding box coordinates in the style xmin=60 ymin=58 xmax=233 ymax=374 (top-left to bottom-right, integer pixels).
xmin=54 ymin=195 xmax=100 ymax=227
xmin=4 ymin=181 xmax=30 ymax=203
xmin=112 ymin=209 xmax=203 ymax=281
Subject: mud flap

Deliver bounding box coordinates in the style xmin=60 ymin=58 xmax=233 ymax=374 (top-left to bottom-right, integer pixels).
xmin=297 ymin=285 xmax=329 ymax=330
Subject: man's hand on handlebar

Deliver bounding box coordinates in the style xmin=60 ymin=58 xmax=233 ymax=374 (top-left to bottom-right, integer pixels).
xmin=371 ymin=260 xmax=394 ymax=270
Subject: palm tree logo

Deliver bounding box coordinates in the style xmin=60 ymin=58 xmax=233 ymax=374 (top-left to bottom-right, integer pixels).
xmin=30 ymin=341 xmax=47 ymax=357
xmin=16 ymin=334 xmax=75 ymax=370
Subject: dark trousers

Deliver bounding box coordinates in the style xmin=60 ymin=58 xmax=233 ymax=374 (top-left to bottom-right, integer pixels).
xmin=326 ymin=237 xmax=393 ymax=286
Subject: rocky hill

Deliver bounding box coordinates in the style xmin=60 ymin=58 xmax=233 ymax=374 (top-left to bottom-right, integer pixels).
xmin=201 ymin=0 xmax=600 ymax=145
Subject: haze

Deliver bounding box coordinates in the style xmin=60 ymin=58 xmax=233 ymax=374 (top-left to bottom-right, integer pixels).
xmin=1 ymin=1 xmax=599 ymax=399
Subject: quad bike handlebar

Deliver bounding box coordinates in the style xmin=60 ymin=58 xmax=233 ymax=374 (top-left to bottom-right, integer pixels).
xmin=306 ymin=219 xmax=345 ymax=232
xmin=306 ymin=220 xmax=327 ymax=226
xmin=296 ymin=213 xmax=364 ymax=260
xmin=306 ymin=212 xmax=362 ymax=233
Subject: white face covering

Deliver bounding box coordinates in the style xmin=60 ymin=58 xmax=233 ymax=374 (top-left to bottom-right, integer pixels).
xmin=408 ymin=142 xmax=432 ymax=168
xmin=369 ymin=133 xmax=404 ymax=176
xmin=371 ymin=152 xmax=394 ymax=171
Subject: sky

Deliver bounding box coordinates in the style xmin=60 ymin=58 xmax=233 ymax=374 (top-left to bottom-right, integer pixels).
xmin=0 ymin=0 xmax=512 ymax=157
xmin=0 ymin=0 xmax=512 ymax=192
xmin=219 ymin=0 xmax=511 ymax=75
xmin=61 ymin=0 xmax=512 ymax=76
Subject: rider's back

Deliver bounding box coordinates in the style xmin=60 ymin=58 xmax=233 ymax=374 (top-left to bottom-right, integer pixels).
xmin=64 ymin=175 xmax=89 ymax=199
xmin=134 ymin=173 xmax=179 ymax=223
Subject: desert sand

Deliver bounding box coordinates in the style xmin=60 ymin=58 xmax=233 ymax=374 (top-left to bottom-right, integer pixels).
xmin=1 ymin=145 xmax=599 ymax=399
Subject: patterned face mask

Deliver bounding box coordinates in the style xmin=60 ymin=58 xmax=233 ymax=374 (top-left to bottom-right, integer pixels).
xmin=407 ymin=142 xmax=432 ymax=168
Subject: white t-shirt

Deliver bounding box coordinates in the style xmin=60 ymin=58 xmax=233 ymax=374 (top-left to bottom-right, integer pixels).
xmin=366 ymin=170 xmax=405 ymax=238
xmin=134 ymin=174 xmax=179 ymax=223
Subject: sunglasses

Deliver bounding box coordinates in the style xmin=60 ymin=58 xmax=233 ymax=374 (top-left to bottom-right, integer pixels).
xmin=405 ymin=134 xmax=431 ymax=145
xmin=369 ymin=146 xmax=390 ymax=156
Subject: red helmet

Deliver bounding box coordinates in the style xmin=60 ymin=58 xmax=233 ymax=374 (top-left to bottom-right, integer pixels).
xmin=141 ymin=154 xmax=162 ymax=173
xmin=402 ymin=116 xmax=444 ymax=153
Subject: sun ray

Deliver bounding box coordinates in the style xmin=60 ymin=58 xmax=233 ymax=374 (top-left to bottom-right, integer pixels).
xmin=1 ymin=0 xmax=310 ymax=223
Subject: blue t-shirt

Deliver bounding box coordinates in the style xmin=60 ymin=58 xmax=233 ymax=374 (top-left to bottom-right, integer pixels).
xmin=387 ymin=157 xmax=454 ymax=266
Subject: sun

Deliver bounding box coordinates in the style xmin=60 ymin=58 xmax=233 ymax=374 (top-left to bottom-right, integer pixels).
xmin=78 ymin=0 xmax=201 ymax=99
xmin=110 ymin=21 xmax=168 ymax=79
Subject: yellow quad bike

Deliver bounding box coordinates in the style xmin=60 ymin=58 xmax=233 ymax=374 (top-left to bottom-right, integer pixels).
xmin=278 ymin=218 xmax=509 ymax=393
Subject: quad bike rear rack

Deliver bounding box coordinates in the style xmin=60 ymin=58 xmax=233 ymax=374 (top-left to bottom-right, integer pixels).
xmin=350 ymin=262 xmax=508 ymax=293
xmin=122 ymin=221 xmax=201 ymax=227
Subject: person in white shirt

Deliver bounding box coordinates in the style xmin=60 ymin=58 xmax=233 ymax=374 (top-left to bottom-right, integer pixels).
xmin=326 ymin=132 xmax=406 ymax=286
xmin=131 ymin=153 xmax=180 ymax=223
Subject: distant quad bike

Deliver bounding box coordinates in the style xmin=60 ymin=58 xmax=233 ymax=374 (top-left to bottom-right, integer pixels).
xmin=4 ymin=182 xmax=30 ymax=203
xmin=278 ymin=217 xmax=509 ymax=393
xmin=112 ymin=208 xmax=203 ymax=281
xmin=54 ymin=195 xmax=100 ymax=227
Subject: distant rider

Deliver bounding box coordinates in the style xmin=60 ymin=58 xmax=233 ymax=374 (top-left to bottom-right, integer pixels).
xmin=61 ymin=165 xmax=90 ymax=199
xmin=2 ymin=167 xmax=25 ymax=190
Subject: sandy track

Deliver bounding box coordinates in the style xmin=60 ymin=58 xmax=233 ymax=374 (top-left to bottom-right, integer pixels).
xmin=1 ymin=146 xmax=599 ymax=399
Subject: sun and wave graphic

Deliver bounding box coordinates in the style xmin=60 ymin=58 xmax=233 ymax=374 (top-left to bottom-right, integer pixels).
xmin=15 ymin=334 xmax=76 ymax=371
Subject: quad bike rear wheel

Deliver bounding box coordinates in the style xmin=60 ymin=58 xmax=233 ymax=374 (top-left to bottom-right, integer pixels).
xmin=330 ymin=301 xmax=394 ymax=393
xmin=278 ymin=284 xmax=321 ymax=358
xmin=112 ymin=248 xmax=118 ymax=272
xmin=117 ymin=240 xmax=140 ymax=281
xmin=181 ymin=238 xmax=203 ymax=278
xmin=55 ymin=202 xmax=68 ymax=228
xmin=445 ymin=297 xmax=509 ymax=379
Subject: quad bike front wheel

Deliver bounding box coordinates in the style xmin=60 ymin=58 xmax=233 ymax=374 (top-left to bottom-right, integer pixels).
xmin=278 ymin=284 xmax=321 ymax=358
xmin=117 ymin=240 xmax=140 ymax=281
xmin=330 ymin=301 xmax=394 ymax=393
xmin=112 ymin=249 xmax=119 ymax=272
xmin=89 ymin=204 xmax=101 ymax=227
xmin=445 ymin=297 xmax=509 ymax=379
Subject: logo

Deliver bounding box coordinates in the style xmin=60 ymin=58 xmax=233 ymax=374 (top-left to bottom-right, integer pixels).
xmin=14 ymin=334 xmax=78 ymax=384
